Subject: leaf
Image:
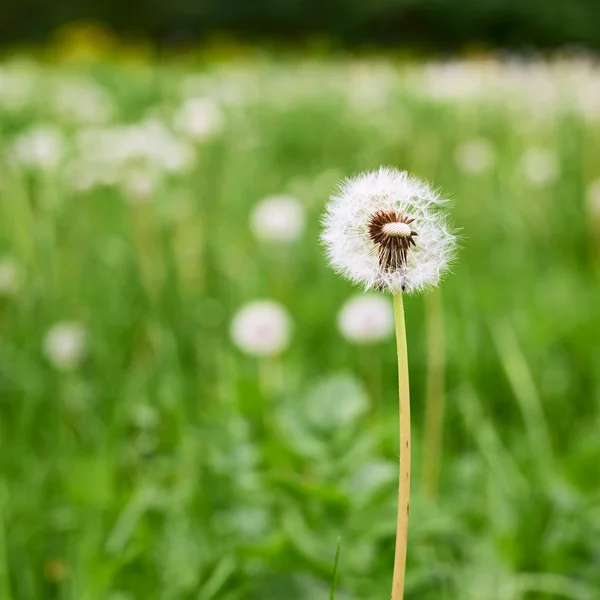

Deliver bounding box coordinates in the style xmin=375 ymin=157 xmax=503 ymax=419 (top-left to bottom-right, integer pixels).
xmin=329 ymin=539 xmax=341 ymax=600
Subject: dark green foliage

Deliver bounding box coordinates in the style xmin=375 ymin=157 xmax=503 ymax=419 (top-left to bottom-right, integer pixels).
xmin=2 ymin=0 xmax=600 ymax=50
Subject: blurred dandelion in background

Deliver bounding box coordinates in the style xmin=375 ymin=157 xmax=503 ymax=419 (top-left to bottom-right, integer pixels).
xmin=454 ymin=138 xmax=495 ymax=174
xmin=174 ymin=97 xmax=224 ymax=142
xmin=250 ymin=195 xmax=305 ymax=244
xmin=337 ymin=294 xmax=394 ymax=344
xmin=120 ymin=166 xmax=161 ymax=203
xmin=43 ymin=322 xmax=87 ymax=371
xmin=230 ymin=300 xmax=292 ymax=357
xmin=11 ymin=125 xmax=65 ymax=171
xmin=520 ymin=147 xmax=559 ymax=187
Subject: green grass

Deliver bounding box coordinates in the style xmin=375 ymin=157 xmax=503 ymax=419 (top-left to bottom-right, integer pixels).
xmin=0 ymin=55 xmax=599 ymax=600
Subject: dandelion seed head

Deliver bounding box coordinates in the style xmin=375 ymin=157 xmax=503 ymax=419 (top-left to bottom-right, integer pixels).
xmin=230 ymin=300 xmax=292 ymax=357
xmin=43 ymin=322 xmax=86 ymax=371
xmin=338 ymin=294 xmax=394 ymax=343
xmin=174 ymin=98 xmax=223 ymax=141
xmin=321 ymin=167 xmax=456 ymax=294
xmin=250 ymin=195 xmax=305 ymax=243
xmin=121 ymin=167 xmax=160 ymax=203
xmin=11 ymin=126 xmax=64 ymax=171
xmin=454 ymin=138 xmax=495 ymax=174
xmin=521 ymin=147 xmax=559 ymax=187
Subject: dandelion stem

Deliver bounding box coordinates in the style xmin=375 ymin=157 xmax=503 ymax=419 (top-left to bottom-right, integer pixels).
xmin=391 ymin=292 xmax=410 ymax=600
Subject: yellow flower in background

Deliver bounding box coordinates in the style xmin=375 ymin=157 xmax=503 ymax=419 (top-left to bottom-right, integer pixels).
xmin=51 ymin=22 xmax=116 ymax=62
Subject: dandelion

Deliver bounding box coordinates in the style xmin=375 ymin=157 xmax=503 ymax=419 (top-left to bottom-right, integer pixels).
xmin=250 ymin=195 xmax=305 ymax=243
xmin=43 ymin=322 xmax=86 ymax=371
xmin=454 ymin=138 xmax=495 ymax=174
xmin=120 ymin=167 xmax=160 ymax=203
xmin=11 ymin=126 xmax=64 ymax=171
xmin=0 ymin=257 xmax=21 ymax=297
xmin=174 ymin=98 xmax=223 ymax=142
xmin=230 ymin=300 xmax=292 ymax=357
xmin=322 ymin=166 xmax=457 ymax=600
xmin=521 ymin=147 xmax=559 ymax=187
xmin=51 ymin=78 xmax=115 ymax=125
xmin=337 ymin=294 xmax=394 ymax=343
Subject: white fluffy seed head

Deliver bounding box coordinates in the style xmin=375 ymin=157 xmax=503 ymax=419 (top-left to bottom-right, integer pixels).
xmin=250 ymin=195 xmax=305 ymax=243
xmin=43 ymin=322 xmax=86 ymax=371
xmin=521 ymin=147 xmax=559 ymax=187
xmin=338 ymin=294 xmax=394 ymax=343
xmin=174 ymin=98 xmax=223 ymax=141
xmin=321 ymin=167 xmax=457 ymax=294
xmin=230 ymin=300 xmax=292 ymax=357
xmin=11 ymin=126 xmax=64 ymax=171
xmin=454 ymin=138 xmax=495 ymax=174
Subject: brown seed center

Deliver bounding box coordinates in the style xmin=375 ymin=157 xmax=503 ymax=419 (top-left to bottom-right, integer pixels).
xmin=368 ymin=210 xmax=418 ymax=272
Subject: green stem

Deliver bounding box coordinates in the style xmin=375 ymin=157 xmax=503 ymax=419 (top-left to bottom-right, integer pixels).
xmin=391 ymin=292 xmax=411 ymax=600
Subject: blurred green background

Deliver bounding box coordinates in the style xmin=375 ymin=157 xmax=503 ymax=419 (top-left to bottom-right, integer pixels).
xmin=1 ymin=4 xmax=600 ymax=600
xmin=3 ymin=0 xmax=600 ymax=50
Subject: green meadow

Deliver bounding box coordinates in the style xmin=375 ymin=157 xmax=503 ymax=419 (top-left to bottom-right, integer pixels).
xmin=0 ymin=55 xmax=599 ymax=600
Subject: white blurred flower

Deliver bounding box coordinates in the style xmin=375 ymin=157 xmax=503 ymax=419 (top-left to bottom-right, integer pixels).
xmin=586 ymin=179 xmax=600 ymax=220
xmin=63 ymin=159 xmax=118 ymax=192
xmin=454 ymin=138 xmax=495 ymax=174
xmin=174 ymin=98 xmax=223 ymax=141
xmin=250 ymin=195 xmax=305 ymax=243
xmin=11 ymin=126 xmax=64 ymax=171
xmin=521 ymin=148 xmax=559 ymax=187
xmin=338 ymin=294 xmax=394 ymax=343
xmin=121 ymin=167 xmax=160 ymax=203
xmin=230 ymin=300 xmax=291 ymax=357
xmin=51 ymin=78 xmax=115 ymax=124
xmin=43 ymin=322 xmax=86 ymax=371
xmin=322 ymin=167 xmax=456 ymax=294
xmin=0 ymin=257 xmax=21 ymax=296
xmin=75 ymin=120 xmax=195 ymax=174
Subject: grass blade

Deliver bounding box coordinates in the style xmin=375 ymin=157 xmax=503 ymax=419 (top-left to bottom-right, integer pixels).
xmin=329 ymin=538 xmax=341 ymax=600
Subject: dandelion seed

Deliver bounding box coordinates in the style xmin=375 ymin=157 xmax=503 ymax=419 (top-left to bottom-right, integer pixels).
xmin=338 ymin=294 xmax=394 ymax=343
xmin=43 ymin=322 xmax=86 ymax=371
xmin=250 ymin=195 xmax=305 ymax=243
xmin=521 ymin=147 xmax=559 ymax=187
xmin=230 ymin=301 xmax=291 ymax=357
xmin=321 ymin=167 xmax=456 ymax=294
xmin=454 ymin=138 xmax=495 ymax=174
